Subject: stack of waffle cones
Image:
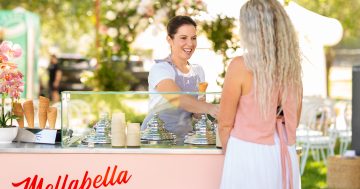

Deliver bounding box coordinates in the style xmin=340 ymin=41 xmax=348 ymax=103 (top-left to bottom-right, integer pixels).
xmin=12 ymin=102 xmax=24 ymax=128
xmin=23 ymin=100 xmax=34 ymax=128
xmin=38 ymin=96 xmax=50 ymax=129
xmin=17 ymin=96 xmax=57 ymax=129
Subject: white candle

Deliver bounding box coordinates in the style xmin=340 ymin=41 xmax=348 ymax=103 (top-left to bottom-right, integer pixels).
xmin=111 ymin=112 xmax=126 ymax=147
xmin=126 ymin=123 xmax=140 ymax=148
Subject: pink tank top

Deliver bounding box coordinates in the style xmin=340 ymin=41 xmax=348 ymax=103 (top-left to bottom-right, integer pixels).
xmin=230 ymin=86 xmax=299 ymax=145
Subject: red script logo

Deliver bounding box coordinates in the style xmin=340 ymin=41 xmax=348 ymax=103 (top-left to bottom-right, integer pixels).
xmin=12 ymin=165 xmax=132 ymax=189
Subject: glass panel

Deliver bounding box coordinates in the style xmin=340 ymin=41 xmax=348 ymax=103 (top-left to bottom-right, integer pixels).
xmin=61 ymin=91 xmax=221 ymax=148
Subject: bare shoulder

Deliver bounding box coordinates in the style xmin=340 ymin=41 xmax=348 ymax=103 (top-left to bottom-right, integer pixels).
xmin=230 ymin=56 xmax=243 ymax=65
xmin=227 ymin=56 xmax=248 ymax=75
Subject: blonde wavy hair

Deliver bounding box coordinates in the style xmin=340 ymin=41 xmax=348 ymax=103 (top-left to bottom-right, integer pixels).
xmin=239 ymin=0 xmax=302 ymax=118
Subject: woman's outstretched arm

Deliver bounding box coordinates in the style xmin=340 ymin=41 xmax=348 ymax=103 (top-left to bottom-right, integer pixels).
xmin=156 ymin=79 xmax=219 ymax=118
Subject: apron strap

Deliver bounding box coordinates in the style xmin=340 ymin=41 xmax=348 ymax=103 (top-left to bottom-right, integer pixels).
xmin=276 ymin=117 xmax=294 ymax=189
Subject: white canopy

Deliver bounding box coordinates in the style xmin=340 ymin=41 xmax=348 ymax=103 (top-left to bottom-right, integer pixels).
xmin=285 ymin=1 xmax=343 ymax=46
xmin=285 ymin=1 xmax=343 ymax=97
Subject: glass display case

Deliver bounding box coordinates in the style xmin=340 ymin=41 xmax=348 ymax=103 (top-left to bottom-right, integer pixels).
xmin=61 ymin=91 xmax=221 ymax=148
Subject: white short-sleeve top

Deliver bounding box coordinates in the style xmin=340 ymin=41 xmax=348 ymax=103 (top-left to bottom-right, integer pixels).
xmin=147 ymin=60 xmax=205 ymax=111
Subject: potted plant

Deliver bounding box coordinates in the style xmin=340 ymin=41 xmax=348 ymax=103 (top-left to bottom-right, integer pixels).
xmin=0 ymin=40 xmax=24 ymax=143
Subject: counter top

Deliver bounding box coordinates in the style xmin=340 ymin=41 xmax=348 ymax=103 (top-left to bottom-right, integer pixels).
xmin=0 ymin=142 xmax=223 ymax=154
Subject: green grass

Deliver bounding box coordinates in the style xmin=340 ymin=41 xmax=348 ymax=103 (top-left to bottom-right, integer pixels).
xmin=302 ymin=156 xmax=328 ymax=189
xmin=301 ymin=141 xmax=345 ymax=189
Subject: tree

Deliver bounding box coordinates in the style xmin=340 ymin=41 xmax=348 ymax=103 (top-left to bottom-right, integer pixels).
xmin=294 ymin=0 xmax=360 ymax=48
xmin=90 ymin=0 xmax=207 ymax=91
xmin=0 ymin=0 xmax=95 ymax=56
xmin=202 ymin=15 xmax=239 ymax=86
xmin=0 ymin=0 xmax=208 ymax=91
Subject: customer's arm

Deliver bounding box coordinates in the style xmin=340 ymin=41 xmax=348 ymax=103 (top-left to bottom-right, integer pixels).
xmin=218 ymin=57 xmax=244 ymax=154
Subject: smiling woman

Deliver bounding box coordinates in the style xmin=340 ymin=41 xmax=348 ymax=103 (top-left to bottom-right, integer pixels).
xmin=141 ymin=16 xmax=219 ymax=144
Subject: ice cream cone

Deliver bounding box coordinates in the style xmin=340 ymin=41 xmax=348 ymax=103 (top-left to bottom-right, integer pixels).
xmin=38 ymin=96 xmax=50 ymax=129
xmin=198 ymin=82 xmax=208 ymax=101
xmin=12 ymin=102 xmax=24 ymax=128
xmin=39 ymin=96 xmax=50 ymax=108
xmin=198 ymin=82 xmax=208 ymax=92
xmin=47 ymin=107 xmax=57 ymax=129
xmin=23 ymin=100 xmax=34 ymax=128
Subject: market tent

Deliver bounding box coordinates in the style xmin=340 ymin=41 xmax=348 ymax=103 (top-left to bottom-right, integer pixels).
xmin=285 ymin=1 xmax=343 ymax=97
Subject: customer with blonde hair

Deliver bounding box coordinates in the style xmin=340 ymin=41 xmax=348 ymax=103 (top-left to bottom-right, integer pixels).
xmin=219 ymin=0 xmax=302 ymax=188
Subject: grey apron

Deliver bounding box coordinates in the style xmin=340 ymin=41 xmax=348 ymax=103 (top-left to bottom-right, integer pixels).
xmin=141 ymin=56 xmax=201 ymax=144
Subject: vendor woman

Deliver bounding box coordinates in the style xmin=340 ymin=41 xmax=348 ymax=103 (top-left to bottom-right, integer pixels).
xmin=141 ymin=15 xmax=219 ymax=144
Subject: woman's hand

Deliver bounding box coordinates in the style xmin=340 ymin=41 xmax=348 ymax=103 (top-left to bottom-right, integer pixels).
xmin=207 ymin=104 xmax=219 ymax=119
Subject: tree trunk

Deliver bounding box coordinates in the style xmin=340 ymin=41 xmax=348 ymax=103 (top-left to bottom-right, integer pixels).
xmin=325 ymin=47 xmax=335 ymax=97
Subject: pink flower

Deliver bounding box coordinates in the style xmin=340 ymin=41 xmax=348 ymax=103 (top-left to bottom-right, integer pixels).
xmin=11 ymin=44 xmax=22 ymax=58
xmin=182 ymin=0 xmax=192 ymax=7
xmin=8 ymin=83 xmax=23 ymax=99
xmin=0 ymin=54 xmax=8 ymax=63
xmin=0 ymin=41 xmax=12 ymax=52
xmin=0 ymin=41 xmax=23 ymax=127
xmin=0 ymin=41 xmax=22 ymax=59
xmin=112 ymin=44 xmax=120 ymax=52
xmin=99 ymin=25 xmax=108 ymax=35
xmin=0 ymin=41 xmax=24 ymax=100
xmin=145 ymin=6 xmax=154 ymax=17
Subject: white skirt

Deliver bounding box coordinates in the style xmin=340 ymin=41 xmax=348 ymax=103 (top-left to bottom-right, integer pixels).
xmin=220 ymin=134 xmax=301 ymax=189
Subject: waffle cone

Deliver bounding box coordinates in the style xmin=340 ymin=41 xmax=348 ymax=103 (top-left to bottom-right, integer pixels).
xmin=198 ymin=82 xmax=208 ymax=92
xmin=38 ymin=96 xmax=50 ymax=128
xmin=12 ymin=102 xmax=24 ymax=128
xmin=47 ymin=107 xmax=57 ymax=129
xmin=38 ymin=109 xmax=47 ymax=129
xmin=23 ymin=100 xmax=34 ymax=128
xmin=39 ymin=96 xmax=50 ymax=108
